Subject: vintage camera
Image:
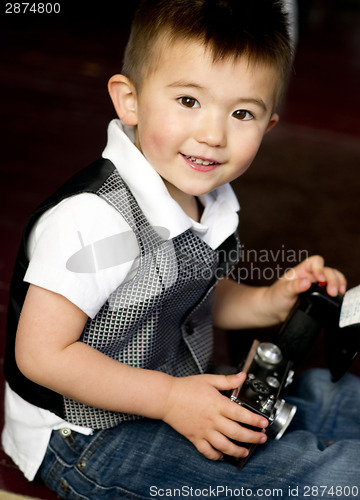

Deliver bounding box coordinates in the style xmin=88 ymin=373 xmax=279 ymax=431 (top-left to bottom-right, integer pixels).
xmin=228 ymin=339 xmax=297 ymax=468
xmin=230 ymin=340 xmax=296 ymax=437
xmin=228 ymin=282 xmax=360 ymax=468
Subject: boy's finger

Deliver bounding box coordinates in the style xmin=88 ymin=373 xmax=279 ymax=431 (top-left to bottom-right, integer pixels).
xmin=323 ymin=269 xmax=347 ymax=296
xmin=306 ymin=255 xmax=326 ymax=279
xmin=209 ymin=372 xmax=247 ymax=392
xmin=227 ymin=401 xmax=269 ymax=430
xmin=280 ymin=275 xmax=311 ymax=300
xmin=195 ymin=439 xmax=224 ymax=461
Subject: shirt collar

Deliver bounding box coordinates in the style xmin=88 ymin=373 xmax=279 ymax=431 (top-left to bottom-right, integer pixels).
xmin=102 ymin=119 xmax=240 ymax=248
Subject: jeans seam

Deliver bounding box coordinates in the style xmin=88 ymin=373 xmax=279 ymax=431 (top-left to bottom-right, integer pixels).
xmin=80 ymin=429 xmax=112 ymax=463
xmin=63 ymin=431 xmax=83 ymax=455
xmin=43 ymin=448 xmax=67 ymax=489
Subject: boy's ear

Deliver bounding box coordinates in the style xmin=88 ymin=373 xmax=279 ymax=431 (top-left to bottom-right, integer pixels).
xmin=108 ymin=74 xmax=138 ymax=126
xmin=266 ymin=112 xmax=279 ymax=134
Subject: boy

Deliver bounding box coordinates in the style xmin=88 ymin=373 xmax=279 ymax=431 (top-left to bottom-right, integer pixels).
xmin=3 ymin=0 xmax=359 ymax=498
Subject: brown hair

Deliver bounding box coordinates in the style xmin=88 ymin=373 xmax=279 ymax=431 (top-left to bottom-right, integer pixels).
xmin=123 ymin=0 xmax=292 ymax=100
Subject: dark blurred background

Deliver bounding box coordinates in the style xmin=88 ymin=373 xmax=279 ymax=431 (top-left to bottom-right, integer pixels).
xmin=0 ymin=0 xmax=359 ymax=495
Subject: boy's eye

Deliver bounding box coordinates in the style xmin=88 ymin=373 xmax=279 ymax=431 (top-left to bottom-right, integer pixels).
xmin=232 ymin=109 xmax=253 ymax=121
xmin=178 ymin=96 xmax=200 ymax=108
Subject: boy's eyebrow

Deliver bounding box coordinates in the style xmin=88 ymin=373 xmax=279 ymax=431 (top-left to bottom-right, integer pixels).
xmin=235 ymin=97 xmax=268 ymax=113
xmin=167 ymin=81 xmax=204 ymax=89
xmin=167 ymin=81 xmax=268 ymax=112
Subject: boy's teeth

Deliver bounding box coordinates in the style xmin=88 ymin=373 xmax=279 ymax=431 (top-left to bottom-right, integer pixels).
xmin=186 ymin=155 xmax=215 ymax=166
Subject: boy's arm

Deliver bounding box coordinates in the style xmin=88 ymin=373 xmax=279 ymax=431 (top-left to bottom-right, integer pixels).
xmin=15 ymin=284 xmax=174 ymax=419
xmin=15 ymin=284 xmax=268 ymax=461
xmin=213 ymin=255 xmax=346 ymax=330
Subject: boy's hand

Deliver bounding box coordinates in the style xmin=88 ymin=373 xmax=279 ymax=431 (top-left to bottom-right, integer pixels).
xmin=267 ymin=255 xmax=346 ymax=323
xmin=162 ymin=372 xmax=268 ymax=461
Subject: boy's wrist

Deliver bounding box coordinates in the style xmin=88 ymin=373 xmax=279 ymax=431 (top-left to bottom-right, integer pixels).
xmin=141 ymin=370 xmax=176 ymax=421
xmin=256 ymin=285 xmax=287 ymax=326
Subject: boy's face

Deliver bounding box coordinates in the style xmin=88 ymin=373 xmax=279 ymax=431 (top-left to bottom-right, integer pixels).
xmin=128 ymin=39 xmax=279 ymax=202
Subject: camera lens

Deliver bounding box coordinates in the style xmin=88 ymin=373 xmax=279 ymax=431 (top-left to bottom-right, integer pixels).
xmin=268 ymin=400 xmax=297 ymax=440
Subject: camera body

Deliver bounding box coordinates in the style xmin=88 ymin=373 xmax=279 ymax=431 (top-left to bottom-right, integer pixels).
xmin=228 ymin=282 xmax=360 ymax=468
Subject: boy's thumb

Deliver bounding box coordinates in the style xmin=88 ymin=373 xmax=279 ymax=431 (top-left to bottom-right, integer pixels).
xmin=214 ymin=372 xmax=246 ymax=391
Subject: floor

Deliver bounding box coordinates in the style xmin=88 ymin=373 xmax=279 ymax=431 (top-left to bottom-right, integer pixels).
xmin=0 ymin=0 xmax=359 ymax=496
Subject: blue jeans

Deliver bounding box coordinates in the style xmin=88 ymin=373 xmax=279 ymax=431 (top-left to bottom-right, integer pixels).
xmin=39 ymin=369 xmax=360 ymax=499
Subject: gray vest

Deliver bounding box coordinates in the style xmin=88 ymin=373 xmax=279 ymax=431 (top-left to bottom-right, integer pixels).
xmin=5 ymin=159 xmax=240 ymax=430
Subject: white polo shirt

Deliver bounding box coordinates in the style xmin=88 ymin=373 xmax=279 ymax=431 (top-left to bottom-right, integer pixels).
xmin=2 ymin=119 xmax=240 ymax=480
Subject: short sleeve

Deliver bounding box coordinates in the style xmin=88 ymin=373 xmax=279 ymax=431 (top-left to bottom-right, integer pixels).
xmin=24 ymin=193 xmax=140 ymax=318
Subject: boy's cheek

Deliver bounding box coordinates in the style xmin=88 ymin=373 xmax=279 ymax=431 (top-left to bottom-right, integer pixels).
xmin=139 ymin=123 xmax=179 ymax=156
xmin=138 ymin=131 xmax=162 ymax=155
xmin=232 ymin=133 xmax=260 ymax=161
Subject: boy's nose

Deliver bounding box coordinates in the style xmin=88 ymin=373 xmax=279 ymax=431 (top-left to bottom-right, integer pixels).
xmin=194 ymin=114 xmax=227 ymax=148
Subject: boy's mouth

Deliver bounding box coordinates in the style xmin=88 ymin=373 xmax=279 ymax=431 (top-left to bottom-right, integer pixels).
xmin=184 ymin=155 xmax=217 ymax=166
xmin=181 ymin=154 xmax=221 ymax=172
